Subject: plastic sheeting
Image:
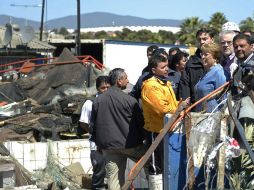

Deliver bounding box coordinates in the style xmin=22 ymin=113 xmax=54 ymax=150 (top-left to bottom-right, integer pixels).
xmin=188 ymin=112 xmax=221 ymax=176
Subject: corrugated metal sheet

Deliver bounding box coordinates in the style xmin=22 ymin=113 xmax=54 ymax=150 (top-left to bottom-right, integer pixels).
xmin=0 ymin=26 xmax=55 ymax=50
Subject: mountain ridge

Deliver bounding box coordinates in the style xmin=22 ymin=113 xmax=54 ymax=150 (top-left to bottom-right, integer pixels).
xmin=0 ymin=12 xmax=183 ymax=30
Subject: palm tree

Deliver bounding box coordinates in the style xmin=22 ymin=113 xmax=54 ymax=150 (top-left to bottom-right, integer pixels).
xmin=178 ymin=17 xmax=204 ymax=45
xmin=239 ymin=17 xmax=254 ymax=32
xmin=208 ymin=12 xmax=228 ymax=33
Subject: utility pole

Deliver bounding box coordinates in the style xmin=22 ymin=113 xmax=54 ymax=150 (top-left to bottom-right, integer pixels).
xmin=40 ymin=0 xmax=45 ymax=41
xmin=76 ymin=0 xmax=81 ymax=56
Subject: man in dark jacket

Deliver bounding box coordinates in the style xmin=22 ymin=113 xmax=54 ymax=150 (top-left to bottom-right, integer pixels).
xmin=179 ymin=28 xmax=215 ymax=105
xmin=90 ymin=68 xmax=146 ymax=190
xmin=233 ymin=34 xmax=254 ymax=92
xmin=231 ymin=33 xmax=254 ymax=189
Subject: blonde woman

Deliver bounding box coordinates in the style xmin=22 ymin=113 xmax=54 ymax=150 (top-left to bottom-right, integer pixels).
xmin=194 ymin=43 xmax=227 ymax=112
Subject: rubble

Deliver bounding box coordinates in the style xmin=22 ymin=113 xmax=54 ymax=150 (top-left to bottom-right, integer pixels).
xmin=0 ymin=48 xmax=107 ymax=189
xmin=0 ymin=48 xmax=106 ymax=140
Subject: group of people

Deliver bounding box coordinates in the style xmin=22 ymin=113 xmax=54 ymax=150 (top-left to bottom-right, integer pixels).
xmin=79 ymin=21 xmax=254 ymax=190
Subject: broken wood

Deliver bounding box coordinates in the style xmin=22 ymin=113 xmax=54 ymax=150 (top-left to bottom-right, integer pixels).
xmin=0 ymin=113 xmax=48 ymax=127
xmin=184 ymin=116 xmax=195 ymax=190
xmin=249 ymin=90 xmax=254 ymax=104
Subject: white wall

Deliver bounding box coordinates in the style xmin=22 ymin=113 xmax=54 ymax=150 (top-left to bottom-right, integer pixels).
xmin=104 ymin=43 xmax=148 ymax=84
xmin=104 ymin=42 xmax=188 ymax=84
xmin=3 ymin=139 xmax=92 ymax=174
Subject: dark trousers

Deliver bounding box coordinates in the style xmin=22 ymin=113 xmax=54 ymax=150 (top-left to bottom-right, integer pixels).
xmin=144 ymin=130 xmax=164 ymax=175
xmin=90 ymin=150 xmax=106 ymax=190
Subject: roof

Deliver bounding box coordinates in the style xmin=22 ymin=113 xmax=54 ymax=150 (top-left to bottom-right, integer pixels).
xmin=0 ymin=25 xmax=56 ymax=51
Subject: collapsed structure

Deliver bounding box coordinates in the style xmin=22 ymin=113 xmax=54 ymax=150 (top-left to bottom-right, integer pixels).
xmin=0 ymin=48 xmax=108 ymax=189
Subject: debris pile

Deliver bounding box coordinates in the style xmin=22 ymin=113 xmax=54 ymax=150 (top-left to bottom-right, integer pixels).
xmin=0 ymin=48 xmax=107 ymax=189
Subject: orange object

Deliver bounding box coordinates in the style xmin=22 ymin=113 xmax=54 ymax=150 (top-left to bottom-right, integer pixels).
xmin=19 ymin=61 xmax=35 ymax=74
xmin=0 ymin=101 xmax=8 ymax=107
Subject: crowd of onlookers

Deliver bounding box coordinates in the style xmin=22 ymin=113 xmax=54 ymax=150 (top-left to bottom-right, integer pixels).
xmin=79 ymin=21 xmax=254 ymax=190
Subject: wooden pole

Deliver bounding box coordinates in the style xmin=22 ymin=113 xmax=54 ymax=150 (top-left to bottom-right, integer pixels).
xmin=39 ymin=0 xmax=45 ymax=41
xmin=217 ymin=116 xmax=227 ymax=189
xmin=76 ymin=0 xmax=81 ymax=55
xmin=185 ymin=115 xmax=195 ymax=190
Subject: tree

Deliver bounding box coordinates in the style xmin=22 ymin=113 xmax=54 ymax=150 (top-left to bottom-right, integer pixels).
xmin=58 ymin=27 xmax=69 ymax=35
xmin=114 ymin=31 xmax=124 ymax=40
xmin=156 ymin=30 xmax=176 ymax=44
xmin=239 ymin=17 xmax=254 ymax=32
xmin=94 ymin=31 xmax=108 ymax=39
xmin=178 ymin=17 xmax=204 ymax=45
xmin=208 ymin=12 xmax=228 ymax=34
xmin=120 ymin=28 xmax=133 ymax=40
xmin=81 ymin=32 xmax=94 ymax=39
xmin=135 ymin=30 xmax=154 ymax=42
xmin=125 ymin=31 xmax=138 ymax=41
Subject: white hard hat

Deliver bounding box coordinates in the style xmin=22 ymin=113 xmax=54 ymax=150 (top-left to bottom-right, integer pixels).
xmin=222 ymin=21 xmax=240 ymax=32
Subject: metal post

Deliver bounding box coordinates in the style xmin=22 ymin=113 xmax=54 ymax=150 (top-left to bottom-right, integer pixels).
xmin=76 ymin=0 xmax=81 ymax=55
xmin=40 ymin=0 xmax=45 ymax=41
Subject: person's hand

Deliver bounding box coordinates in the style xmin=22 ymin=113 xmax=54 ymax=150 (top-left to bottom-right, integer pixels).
xmin=178 ymin=97 xmax=190 ymax=109
xmin=184 ymin=97 xmax=191 ymax=105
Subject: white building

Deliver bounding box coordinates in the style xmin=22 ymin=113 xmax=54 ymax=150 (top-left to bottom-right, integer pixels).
xmin=67 ymin=26 xmax=181 ymax=34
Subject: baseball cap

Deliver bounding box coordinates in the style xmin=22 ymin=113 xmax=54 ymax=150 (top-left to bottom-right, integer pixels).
xmin=222 ymin=21 xmax=240 ymax=32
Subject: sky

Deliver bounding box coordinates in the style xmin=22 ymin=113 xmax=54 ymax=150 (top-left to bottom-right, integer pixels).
xmin=0 ymin=0 xmax=253 ymax=24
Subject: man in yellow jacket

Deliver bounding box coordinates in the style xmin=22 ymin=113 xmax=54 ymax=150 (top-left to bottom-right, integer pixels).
xmin=141 ymin=53 xmax=189 ymax=188
xmin=142 ymin=75 xmax=178 ymax=133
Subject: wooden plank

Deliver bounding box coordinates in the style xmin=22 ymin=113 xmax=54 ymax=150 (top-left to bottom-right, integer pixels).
xmin=0 ymin=113 xmax=47 ymax=127
xmin=216 ymin=116 xmax=227 ymax=189
xmin=185 ymin=116 xmax=195 ymax=190
xmin=249 ymin=90 xmax=254 ymax=104
xmin=0 ymin=163 xmax=15 ymax=172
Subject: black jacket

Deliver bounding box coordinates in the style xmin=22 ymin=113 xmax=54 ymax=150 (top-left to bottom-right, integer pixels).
xmin=233 ymin=53 xmax=254 ymax=93
xmin=130 ymin=72 xmax=153 ymax=100
xmin=130 ymin=69 xmax=180 ymax=100
xmin=90 ymin=86 xmax=144 ymax=149
xmin=178 ymin=49 xmax=204 ymax=103
xmin=168 ymin=69 xmax=181 ymax=100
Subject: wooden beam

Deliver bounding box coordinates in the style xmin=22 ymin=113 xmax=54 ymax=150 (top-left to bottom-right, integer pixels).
xmin=217 ymin=116 xmax=227 ymax=189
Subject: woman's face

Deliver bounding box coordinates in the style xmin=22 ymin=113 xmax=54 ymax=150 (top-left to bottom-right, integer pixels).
xmin=201 ymin=51 xmax=216 ymax=70
xmin=177 ymin=56 xmax=187 ymax=72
